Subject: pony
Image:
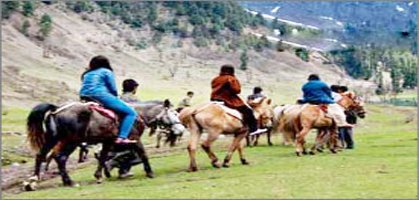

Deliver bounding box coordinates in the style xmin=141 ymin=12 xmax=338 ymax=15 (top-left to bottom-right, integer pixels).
xmin=272 ymin=92 xmax=366 ymax=156
xmin=179 ymin=97 xmax=273 ymax=171
xmin=133 ymin=100 xmax=185 ymax=148
xmin=24 ymin=101 xmax=154 ymax=191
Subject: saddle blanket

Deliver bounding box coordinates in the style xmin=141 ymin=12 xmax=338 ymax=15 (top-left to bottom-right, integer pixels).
xmin=210 ymin=101 xmax=243 ymax=120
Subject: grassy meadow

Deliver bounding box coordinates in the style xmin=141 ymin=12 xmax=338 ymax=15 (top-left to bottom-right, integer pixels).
xmin=2 ymin=104 xmax=417 ymax=199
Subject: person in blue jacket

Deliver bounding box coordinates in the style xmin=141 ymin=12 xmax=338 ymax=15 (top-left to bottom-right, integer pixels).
xmin=301 ymin=74 xmax=335 ymax=104
xmin=80 ymin=55 xmax=138 ymax=144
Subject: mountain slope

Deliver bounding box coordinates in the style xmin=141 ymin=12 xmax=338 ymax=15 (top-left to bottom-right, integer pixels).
xmin=1 ymin=2 xmax=374 ymax=109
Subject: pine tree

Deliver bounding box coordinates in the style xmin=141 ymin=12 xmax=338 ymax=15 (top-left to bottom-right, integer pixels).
xmin=39 ymin=14 xmax=52 ymax=39
xmin=240 ymin=50 xmax=249 ymax=71
xmin=22 ymin=1 xmax=35 ymax=17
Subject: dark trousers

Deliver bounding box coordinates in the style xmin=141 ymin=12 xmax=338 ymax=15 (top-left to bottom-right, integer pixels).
xmin=338 ymin=127 xmax=354 ymax=149
xmin=236 ymin=105 xmax=258 ymax=132
xmin=210 ymin=99 xmax=258 ymax=132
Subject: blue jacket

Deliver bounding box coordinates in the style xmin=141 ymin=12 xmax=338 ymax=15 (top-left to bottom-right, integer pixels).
xmin=80 ymin=68 xmax=118 ymax=97
xmin=302 ymin=80 xmax=335 ymax=104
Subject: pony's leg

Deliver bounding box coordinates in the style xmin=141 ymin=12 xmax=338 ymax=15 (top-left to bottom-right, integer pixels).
xmin=201 ymin=130 xmax=221 ymax=168
xmin=44 ymin=151 xmax=56 ymax=172
xmin=267 ymin=129 xmax=273 ymax=146
xmin=156 ymin=131 xmax=162 ymax=148
xmin=187 ymin=120 xmax=201 ymax=172
xmin=328 ymin=128 xmax=339 ymax=154
xmin=133 ymin=142 xmax=154 ymax=178
xmin=223 ymin=130 xmax=246 ymax=168
xmin=33 ymin=138 xmax=59 ymax=180
xmin=295 ymin=127 xmax=310 ymax=156
xmin=253 ymin=135 xmax=259 ymax=146
xmin=53 ymin=142 xmax=79 ymax=186
xmin=78 ymin=143 xmax=89 ymax=163
xmin=94 ymin=143 xmax=112 ymax=183
xmin=237 ymin=138 xmax=250 ymax=165
xmin=245 ymin=135 xmax=251 ymax=147
xmin=310 ymin=129 xmax=323 ymax=155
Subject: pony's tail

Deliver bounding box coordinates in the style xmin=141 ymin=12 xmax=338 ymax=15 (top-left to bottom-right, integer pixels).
xmin=272 ymin=105 xmax=286 ymax=133
xmin=27 ymin=103 xmax=58 ymax=152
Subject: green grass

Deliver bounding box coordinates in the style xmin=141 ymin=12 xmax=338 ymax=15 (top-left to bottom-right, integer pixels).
xmin=3 ymin=104 xmax=417 ymax=199
xmin=2 ymin=107 xmax=29 ymax=133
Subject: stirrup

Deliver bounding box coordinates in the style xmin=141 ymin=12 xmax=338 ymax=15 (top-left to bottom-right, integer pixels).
xmin=249 ymin=128 xmax=268 ymax=136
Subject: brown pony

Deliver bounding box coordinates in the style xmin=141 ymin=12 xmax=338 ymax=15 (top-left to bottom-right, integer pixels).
xmin=273 ymin=92 xmax=366 ymax=156
xmin=179 ymin=97 xmax=273 ymax=171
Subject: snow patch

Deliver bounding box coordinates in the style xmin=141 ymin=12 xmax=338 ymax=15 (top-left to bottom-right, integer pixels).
xmin=271 ymin=6 xmax=280 ymax=13
xmin=396 ymin=5 xmax=405 ymax=12
xmin=408 ymin=2 xmax=414 ymax=6
xmin=320 ymin=16 xmax=334 ymax=21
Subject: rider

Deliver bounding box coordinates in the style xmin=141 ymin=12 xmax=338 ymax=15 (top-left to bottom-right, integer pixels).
xmin=210 ymin=64 xmax=267 ymax=136
xmin=120 ymin=79 xmax=140 ymax=104
xmin=80 ymin=55 xmax=137 ymax=144
xmin=247 ymin=86 xmax=266 ymax=101
xmin=177 ymin=91 xmax=194 ymax=111
xmin=300 ymin=74 xmax=350 ymax=127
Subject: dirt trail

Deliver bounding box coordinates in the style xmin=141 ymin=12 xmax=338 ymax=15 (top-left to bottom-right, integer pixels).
xmin=1 ymin=141 xmax=189 ymax=194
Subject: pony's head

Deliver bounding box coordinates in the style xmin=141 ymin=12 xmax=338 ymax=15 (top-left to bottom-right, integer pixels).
xmin=248 ymin=97 xmax=274 ymax=128
xmin=157 ymin=99 xmax=186 ymax=146
xmin=340 ymin=92 xmax=366 ymax=118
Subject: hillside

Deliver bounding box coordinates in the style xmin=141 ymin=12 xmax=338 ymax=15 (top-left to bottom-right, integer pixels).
xmin=242 ymin=1 xmax=417 ymax=51
xmin=1 ymin=2 xmax=374 ymax=109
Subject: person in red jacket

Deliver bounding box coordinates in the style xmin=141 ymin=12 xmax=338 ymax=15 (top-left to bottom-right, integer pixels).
xmin=210 ymin=64 xmax=267 ymax=136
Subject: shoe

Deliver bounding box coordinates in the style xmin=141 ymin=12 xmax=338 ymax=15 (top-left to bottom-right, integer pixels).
xmin=115 ymin=138 xmax=137 ymax=144
xmin=118 ymin=171 xmax=134 ymax=179
xmin=249 ymin=128 xmax=268 ymax=136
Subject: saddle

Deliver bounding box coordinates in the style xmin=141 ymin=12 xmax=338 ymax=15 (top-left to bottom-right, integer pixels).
xmin=296 ymin=99 xmax=328 ymax=113
xmin=80 ymin=96 xmax=118 ymax=120
xmin=211 ymin=101 xmax=243 ymax=120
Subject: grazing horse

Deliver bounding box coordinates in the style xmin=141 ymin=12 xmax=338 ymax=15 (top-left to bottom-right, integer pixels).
xmin=273 ymin=92 xmax=366 ymax=156
xmin=24 ymin=102 xmax=154 ymax=191
xmin=179 ymin=97 xmax=273 ymax=171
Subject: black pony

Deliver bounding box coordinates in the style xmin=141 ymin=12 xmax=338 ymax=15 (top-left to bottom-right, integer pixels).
xmin=24 ymin=102 xmax=154 ymax=191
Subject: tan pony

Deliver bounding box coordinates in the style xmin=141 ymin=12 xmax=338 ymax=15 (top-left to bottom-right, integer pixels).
xmin=179 ymin=97 xmax=273 ymax=171
xmin=273 ymin=91 xmax=366 ymax=156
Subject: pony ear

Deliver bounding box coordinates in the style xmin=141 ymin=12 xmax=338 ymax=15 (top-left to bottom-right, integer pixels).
xmin=163 ymin=99 xmax=171 ymax=108
xmin=267 ymin=98 xmax=272 ymax=105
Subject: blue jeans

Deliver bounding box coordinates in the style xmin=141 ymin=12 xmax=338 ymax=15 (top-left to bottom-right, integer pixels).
xmin=90 ymin=95 xmax=138 ymax=139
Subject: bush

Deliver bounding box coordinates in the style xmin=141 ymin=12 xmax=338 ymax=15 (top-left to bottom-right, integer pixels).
xmin=21 ymin=20 xmax=31 ymax=36
xmin=22 ymin=1 xmax=35 ymax=17
xmin=39 ymin=14 xmax=52 ymax=39
xmin=295 ymin=48 xmax=309 ymax=62
xmin=193 ymin=37 xmax=208 ymax=47
xmin=135 ymin=40 xmax=148 ymax=50
xmin=2 ymin=1 xmax=20 ymax=19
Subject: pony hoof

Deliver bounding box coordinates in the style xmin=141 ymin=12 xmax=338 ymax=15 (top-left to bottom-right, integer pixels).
xmin=96 ymin=178 xmax=103 ymax=184
xmin=64 ymin=181 xmax=79 ymax=187
xmin=146 ymin=172 xmax=155 ymax=178
xmin=268 ymin=143 xmax=273 ymax=146
xmin=22 ymin=181 xmax=37 ymax=191
xmin=188 ymin=166 xmax=198 ymax=172
xmin=316 ymin=148 xmax=324 ymax=153
xmin=302 ymin=151 xmax=308 ymax=155
xmin=330 ymin=149 xmax=338 ymax=154
xmin=222 ymin=163 xmax=230 ymax=168
xmin=240 ymin=159 xmax=250 ymax=165
xmin=309 ymin=151 xmax=315 ymax=155
xmin=212 ymin=162 xmax=221 ymax=168
xmin=296 ymin=152 xmax=302 ymax=157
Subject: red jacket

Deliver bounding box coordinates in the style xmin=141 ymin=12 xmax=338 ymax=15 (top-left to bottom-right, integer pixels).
xmin=210 ymin=73 xmax=245 ymax=108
